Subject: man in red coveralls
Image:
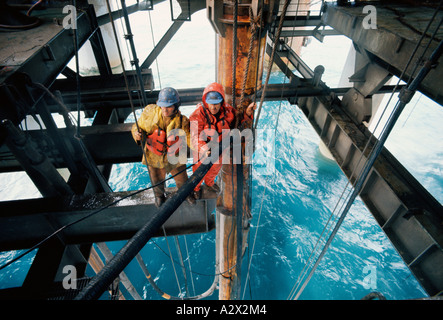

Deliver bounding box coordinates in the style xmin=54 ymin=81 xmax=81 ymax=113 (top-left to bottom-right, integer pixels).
xmin=189 ymin=82 xmax=256 ymax=199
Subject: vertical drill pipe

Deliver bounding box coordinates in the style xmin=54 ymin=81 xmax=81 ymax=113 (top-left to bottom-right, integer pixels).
xmin=215 ymin=1 xmax=266 ymax=300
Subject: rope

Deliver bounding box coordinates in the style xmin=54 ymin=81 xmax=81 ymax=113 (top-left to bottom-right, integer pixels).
xmin=162 ymin=227 xmax=182 ymax=296
xmin=253 ymin=0 xmax=291 ymax=130
xmin=231 ymin=0 xmax=238 ymax=108
xmin=238 ymin=7 xmax=262 ymax=117
xmin=242 ymin=0 xmax=299 ymax=299
xmin=148 ymin=9 xmax=162 ymax=90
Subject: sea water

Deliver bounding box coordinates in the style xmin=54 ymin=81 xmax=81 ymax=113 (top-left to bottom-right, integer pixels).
xmin=0 ymin=3 xmax=440 ymax=300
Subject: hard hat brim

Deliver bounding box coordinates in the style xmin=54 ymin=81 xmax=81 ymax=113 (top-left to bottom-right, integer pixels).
xmin=205 ymin=98 xmax=223 ymax=104
xmin=157 ymin=101 xmax=176 ymax=107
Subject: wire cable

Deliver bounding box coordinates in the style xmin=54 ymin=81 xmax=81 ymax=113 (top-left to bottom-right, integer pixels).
xmin=148 ymin=9 xmax=162 ymax=90
xmin=253 ymin=0 xmax=291 ymax=130
xmin=243 ymin=0 xmax=304 ymax=299
xmin=288 ymin=8 xmax=443 ymax=299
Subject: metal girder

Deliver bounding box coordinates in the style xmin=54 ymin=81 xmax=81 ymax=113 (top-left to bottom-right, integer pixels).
xmin=49 ymin=68 xmax=404 ymax=111
xmin=87 ymin=9 xmax=113 ymax=76
xmin=0 ymin=82 xmax=403 ymax=174
xmin=0 ymin=188 xmax=216 ymax=251
xmin=280 ymin=15 xmax=323 ymax=28
xmin=266 ymin=11 xmax=443 ymax=295
xmin=0 ymin=6 xmax=95 ymax=88
xmin=0 ymin=6 xmax=100 ymax=126
xmin=141 ymin=18 xmax=185 ymax=69
xmin=297 ymin=93 xmax=443 ymax=296
xmin=141 ymin=1 xmax=206 ymax=69
xmin=322 ymin=3 xmax=443 ymax=106
xmin=0 ymin=123 xmax=142 ymax=172
xmin=1 ymin=119 xmax=74 ymax=197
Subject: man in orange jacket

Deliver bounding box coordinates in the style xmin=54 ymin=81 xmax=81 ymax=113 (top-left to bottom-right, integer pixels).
xmin=189 ymin=82 xmax=256 ymax=199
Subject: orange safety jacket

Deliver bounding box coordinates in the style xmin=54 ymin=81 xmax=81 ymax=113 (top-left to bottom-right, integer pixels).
xmin=190 ymin=82 xmax=252 ymax=153
xmin=200 ymin=103 xmax=234 ymax=143
xmin=146 ymin=127 xmax=182 ymax=157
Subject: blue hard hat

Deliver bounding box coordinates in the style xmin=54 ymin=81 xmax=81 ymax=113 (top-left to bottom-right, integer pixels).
xmin=205 ymin=91 xmax=223 ymax=104
xmin=157 ymin=87 xmax=180 ymax=107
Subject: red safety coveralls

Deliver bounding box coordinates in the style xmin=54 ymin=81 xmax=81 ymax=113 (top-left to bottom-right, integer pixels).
xmin=189 ymin=82 xmax=253 ymax=192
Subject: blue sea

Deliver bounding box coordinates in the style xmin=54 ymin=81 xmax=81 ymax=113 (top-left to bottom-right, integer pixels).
xmin=1 ymin=3 xmax=441 ymax=300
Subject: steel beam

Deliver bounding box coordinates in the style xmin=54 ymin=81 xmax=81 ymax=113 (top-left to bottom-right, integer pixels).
xmin=0 ymin=6 xmax=96 ymax=89
xmin=0 ymin=188 xmax=216 ymax=251
xmin=141 ymin=18 xmax=185 ymax=69
xmin=48 ymin=76 xmax=402 ymax=115
xmin=297 ymin=92 xmax=443 ymax=296
xmin=1 ymin=119 xmax=74 ymax=197
xmin=0 ymin=6 xmax=101 ymax=126
xmin=322 ymin=3 xmax=443 ymax=106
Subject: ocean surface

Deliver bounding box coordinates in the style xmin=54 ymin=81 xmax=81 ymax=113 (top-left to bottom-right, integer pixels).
xmin=1 ymin=2 xmax=441 ymax=300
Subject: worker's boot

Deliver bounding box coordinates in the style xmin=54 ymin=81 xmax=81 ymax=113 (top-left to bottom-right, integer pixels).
xmin=193 ymin=189 xmax=201 ymax=200
xmin=206 ymin=183 xmax=220 ymax=194
xmin=154 ymin=194 xmax=166 ymax=207
xmin=171 ymin=165 xmax=195 ymax=205
xmin=186 ymin=193 xmax=196 ymax=205
xmin=148 ymin=166 xmax=166 ymax=208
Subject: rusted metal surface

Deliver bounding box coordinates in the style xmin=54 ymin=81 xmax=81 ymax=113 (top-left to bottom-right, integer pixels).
xmin=214 ymin=1 xmax=269 ymax=300
xmin=217 ymin=3 xmax=266 ymax=107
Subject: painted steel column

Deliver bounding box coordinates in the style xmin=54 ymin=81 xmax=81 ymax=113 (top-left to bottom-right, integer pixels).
xmin=214 ymin=1 xmax=267 ymax=300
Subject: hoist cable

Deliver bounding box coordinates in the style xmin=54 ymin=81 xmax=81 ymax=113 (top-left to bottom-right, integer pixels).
xmin=289 ymin=17 xmax=443 ymax=300
xmin=162 ymin=227 xmax=183 ymax=296
xmin=148 ymin=9 xmax=162 ymax=90
xmin=288 ymin=0 xmax=443 ymax=300
xmin=232 ymin=0 xmax=238 ymax=108
xmin=174 ymin=236 xmax=189 ymax=297
xmin=135 ymin=252 xmax=218 ymax=300
xmin=253 ymin=0 xmax=291 ymax=130
xmin=242 ymin=0 xmax=300 ymax=300
xmin=150 ymin=237 xmax=239 ymax=277
xmin=72 ymin=0 xmax=81 ymax=137
xmin=183 ymin=235 xmax=196 ymax=296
